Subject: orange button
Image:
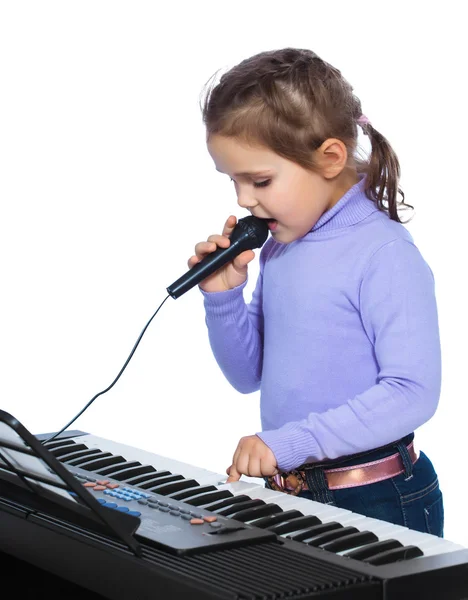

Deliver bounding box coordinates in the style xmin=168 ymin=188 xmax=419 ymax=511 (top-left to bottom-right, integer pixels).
xmin=83 ymin=482 xmax=96 ymax=487
xmin=93 ymin=485 xmax=106 ymax=491
xmin=106 ymin=483 xmax=120 ymax=489
xmin=203 ymin=516 xmax=217 ymax=523
xmin=190 ymin=518 xmax=204 ymax=525
xmin=96 ymin=480 xmax=110 ymax=485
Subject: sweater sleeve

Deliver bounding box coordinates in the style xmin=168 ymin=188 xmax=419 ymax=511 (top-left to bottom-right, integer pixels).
xmin=200 ymin=243 xmax=272 ymax=393
xmin=257 ymin=238 xmax=442 ymax=472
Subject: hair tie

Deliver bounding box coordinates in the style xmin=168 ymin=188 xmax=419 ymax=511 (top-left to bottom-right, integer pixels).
xmin=357 ymin=114 xmax=370 ymax=127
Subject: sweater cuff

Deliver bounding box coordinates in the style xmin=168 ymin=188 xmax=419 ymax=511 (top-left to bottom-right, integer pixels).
xmin=200 ymin=280 xmax=248 ymax=320
xmin=257 ymin=424 xmax=320 ymax=473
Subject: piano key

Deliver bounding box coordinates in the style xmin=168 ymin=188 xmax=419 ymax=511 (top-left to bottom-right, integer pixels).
xmin=57 ymin=448 xmax=103 ymax=463
xmin=180 ymin=489 xmax=234 ymax=507
xmin=79 ymin=455 xmax=132 ymax=472
xmin=306 ymin=526 xmax=360 ymax=547
xmin=123 ymin=471 xmax=172 ymax=486
xmin=144 ymin=479 xmax=200 ymax=495
xmin=168 ymin=485 xmax=218 ymax=501
xmin=319 ymin=530 xmax=378 ymax=553
xmin=269 ymin=514 xmax=322 ymax=535
xmin=288 ymin=521 xmax=342 ymax=541
xmin=216 ymin=499 xmax=266 ymax=517
xmin=95 ymin=461 xmax=142 ymax=477
xmin=364 ymin=544 xmax=424 ymax=565
xmin=47 ymin=443 xmax=90 ymax=458
xmin=201 ymin=494 xmax=253 ymax=512
xmin=249 ymin=509 xmax=304 ymax=529
xmin=68 ymin=451 xmax=114 ymax=467
xmin=344 ymin=538 xmax=404 ymax=560
xmin=228 ymin=503 xmax=283 ymax=523
xmin=43 ymin=439 xmax=77 ymax=451
xmin=138 ymin=474 xmax=185 ymax=489
xmin=97 ymin=464 xmax=156 ymax=480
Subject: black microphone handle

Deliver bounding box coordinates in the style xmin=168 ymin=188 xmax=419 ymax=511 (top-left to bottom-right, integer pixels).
xmin=166 ymin=239 xmax=244 ymax=299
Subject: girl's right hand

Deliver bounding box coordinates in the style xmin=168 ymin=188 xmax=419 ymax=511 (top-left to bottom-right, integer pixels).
xmin=187 ymin=215 xmax=256 ymax=293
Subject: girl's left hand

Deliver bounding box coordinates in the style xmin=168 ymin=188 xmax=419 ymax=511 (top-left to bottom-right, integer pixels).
xmin=226 ymin=435 xmax=279 ymax=482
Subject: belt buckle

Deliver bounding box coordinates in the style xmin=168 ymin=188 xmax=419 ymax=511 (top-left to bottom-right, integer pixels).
xmin=268 ymin=470 xmax=305 ymax=496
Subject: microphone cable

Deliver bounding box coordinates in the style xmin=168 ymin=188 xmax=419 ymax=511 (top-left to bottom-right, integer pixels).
xmin=41 ymin=293 xmax=171 ymax=444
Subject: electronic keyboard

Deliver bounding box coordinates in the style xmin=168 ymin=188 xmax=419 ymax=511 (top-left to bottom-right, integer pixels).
xmin=1 ymin=413 xmax=468 ymax=599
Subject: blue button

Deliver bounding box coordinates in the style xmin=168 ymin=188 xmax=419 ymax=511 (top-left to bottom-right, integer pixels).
xmin=104 ymin=502 xmax=118 ymax=508
xmin=97 ymin=498 xmax=106 ymax=504
xmin=128 ymin=510 xmax=141 ymax=517
xmin=116 ymin=506 xmax=129 ymax=512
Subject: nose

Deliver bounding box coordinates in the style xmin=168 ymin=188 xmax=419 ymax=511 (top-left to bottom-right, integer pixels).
xmin=236 ymin=189 xmax=258 ymax=210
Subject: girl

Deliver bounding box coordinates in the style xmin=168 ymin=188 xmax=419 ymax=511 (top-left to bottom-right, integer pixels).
xmin=188 ymin=48 xmax=444 ymax=537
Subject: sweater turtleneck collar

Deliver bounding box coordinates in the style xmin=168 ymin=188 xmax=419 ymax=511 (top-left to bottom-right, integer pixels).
xmin=308 ymin=173 xmax=380 ymax=236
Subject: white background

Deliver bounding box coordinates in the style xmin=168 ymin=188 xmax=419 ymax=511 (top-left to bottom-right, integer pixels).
xmin=1 ymin=1 xmax=467 ymax=546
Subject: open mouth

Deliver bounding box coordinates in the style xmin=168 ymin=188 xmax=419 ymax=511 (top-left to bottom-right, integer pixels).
xmin=265 ymin=218 xmax=278 ymax=231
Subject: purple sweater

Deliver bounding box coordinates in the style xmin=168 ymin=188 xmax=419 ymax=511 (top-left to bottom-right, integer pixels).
xmin=201 ymin=174 xmax=441 ymax=472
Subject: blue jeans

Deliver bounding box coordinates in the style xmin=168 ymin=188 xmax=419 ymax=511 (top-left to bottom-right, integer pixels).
xmin=266 ymin=433 xmax=444 ymax=538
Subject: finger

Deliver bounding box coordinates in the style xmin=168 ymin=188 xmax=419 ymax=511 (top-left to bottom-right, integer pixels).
xmin=222 ymin=215 xmax=237 ymax=237
xmin=193 ymin=240 xmax=218 ymax=260
xmin=232 ymin=249 xmax=255 ymax=269
xmin=247 ymin=454 xmax=262 ymax=478
xmin=206 ymin=234 xmax=231 ymax=247
xmin=226 ymin=464 xmax=241 ymax=483
xmin=187 ymin=255 xmax=200 ymax=268
xmin=234 ymin=450 xmax=250 ymax=478
xmin=261 ymin=458 xmax=279 ymax=477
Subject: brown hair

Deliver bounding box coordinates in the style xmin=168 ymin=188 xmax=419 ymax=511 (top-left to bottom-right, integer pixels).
xmin=200 ymin=48 xmax=413 ymax=223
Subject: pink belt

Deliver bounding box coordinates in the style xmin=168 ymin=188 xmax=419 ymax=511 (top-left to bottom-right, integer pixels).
xmin=268 ymin=442 xmax=419 ymax=496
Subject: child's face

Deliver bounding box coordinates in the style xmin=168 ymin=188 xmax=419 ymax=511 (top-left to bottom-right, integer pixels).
xmin=207 ymin=134 xmax=345 ymax=244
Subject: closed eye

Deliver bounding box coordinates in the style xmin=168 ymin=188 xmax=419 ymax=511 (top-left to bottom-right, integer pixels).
xmin=230 ymin=178 xmax=271 ymax=188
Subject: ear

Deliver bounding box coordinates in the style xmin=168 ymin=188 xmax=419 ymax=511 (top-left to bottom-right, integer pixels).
xmin=316 ymin=138 xmax=348 ymax=179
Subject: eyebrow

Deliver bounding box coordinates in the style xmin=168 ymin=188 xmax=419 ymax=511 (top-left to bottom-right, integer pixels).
xmin=216 ymin=168 xmax=272 ymax=177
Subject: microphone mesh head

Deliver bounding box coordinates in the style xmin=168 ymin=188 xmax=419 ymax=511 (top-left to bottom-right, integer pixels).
xmin=234 ymin=215 xmax=270 ymax=249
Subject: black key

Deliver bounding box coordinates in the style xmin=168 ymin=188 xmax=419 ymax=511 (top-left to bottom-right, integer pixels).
xmin=48 ymin=443 xmax=90 ymax=458
xmin=79 ymin=455 xmax=129 ymax=471
xmin=364 ymin=545 xmax=423 ymax=565
xmin=229 ymin=503 xmax=283 ymax=523
xmin=320 ymin=530 xmax=378 ymax=553
xmin=103 ymin=464 xmax=157 ymax=481
xmin=139 ymin=475 xmax=184 ymax=489
xmin=68 ymin=451 xmax=113 ymax=467
xmin=202 ymin=494 xmax=251 ymax=512
xmin=124 ymin=471 xmax=172 ymax=486
xmin=217 ymin=499 xmax=265 ymax=516
xmin=182 ymin=489 xmax=234 ymax=507
xmin=345 ymin=538 xmax=403 ymax=560
xmin=307 ymin=526 xmax=359 ymax=547
xmin=146 ymin=479 xmax=200 ymax=496
xmin=288 ymin=521 xmax=341 ymax=541
xmin=270 ymin=515 xmax=322 ymax=535
xmin=96 ymin=460 xmax=141 ymax=476
xmin=63 ymin=449 xmax=103 ymax=464
xmin=168 ymin=485 xmax=218 ymax=500
xmin=44 ymin=440 xmax=77 ymax=451
xmin=251 ymin=509 xmax=303 ymax=529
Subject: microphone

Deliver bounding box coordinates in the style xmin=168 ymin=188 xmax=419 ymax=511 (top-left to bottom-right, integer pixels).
xmin=167 ymin=215 xmax=270 ymax=299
